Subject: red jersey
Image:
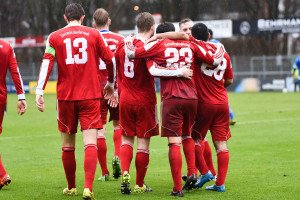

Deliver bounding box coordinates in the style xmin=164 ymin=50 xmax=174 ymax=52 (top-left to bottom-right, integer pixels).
xmin=0 ymin=39 xmax=25 ymax=103
xmin=195 ymin=52 xmax=234 ymax=104
xmin=115 ymin=37 xmax=156 ymax=105
xmin=36 ymin=23 xmax=115 ymax=101
xmin=127 ymin=38 xmax=219 ymax=100
xmin=98 ymin=30 xmax=124 ymax=90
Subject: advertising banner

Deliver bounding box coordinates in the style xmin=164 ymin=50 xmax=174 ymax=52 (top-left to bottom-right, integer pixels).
xmin=29 ymin=81 xmax=57 ymax=94
xmin=233 ymin=18 xmax=300 ymax=35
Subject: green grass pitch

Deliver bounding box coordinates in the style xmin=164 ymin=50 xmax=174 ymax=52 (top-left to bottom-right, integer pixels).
xmin=0 ymin=92 xmax=299 ymax=199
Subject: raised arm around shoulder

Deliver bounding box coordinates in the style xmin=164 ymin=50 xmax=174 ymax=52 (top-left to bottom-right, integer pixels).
xmin=146 ymin=32 xmax=189 ymax=44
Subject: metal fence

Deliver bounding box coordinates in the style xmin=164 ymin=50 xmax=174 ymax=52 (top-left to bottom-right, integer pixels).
xmin=6 ymin=55 xmax=295 ymax=89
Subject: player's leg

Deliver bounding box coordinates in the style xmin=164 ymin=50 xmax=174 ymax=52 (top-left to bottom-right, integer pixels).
xmin=161 ymin=98 xmax=184 ymax=196
xmin=206 ymin=104 xmax=231 ymax=192
xmin=205 ymin=140 xmax=228 ymax=192
xmin=113 ymin=120 xmax=122 ymax=156
xmin=97 ymin=99 xmax=109 ymax=181
xmin=112 ymin=121 xmax=122 ymax=180
xmin=109 ymin=105 xmax=122 ymax=179
xmin=203 ymin=138 xmax=217 ymax=177
xmin=119 ymin=101 xmax=137 ymax=194
xmin=181 ymin=99 xmax=198 ymax=190
xmin=120 ymin=135 xmax=134 ymax=194
xmin=133 ymin=104 xmax=158 ymax=193
xmin=82 ymin=129 xmax=98 ymax=199
xmin=134 ymin=137 xmax=152 ymax=193
xmin=194 ymin=139 xmax=214 ymax=188
xmin=0 ymin=154 xmax=10 ymax=190
xmin=192 ymin=103 xmax=215 ymax=188
xmin=78 ymin=99 xmax=102 ymax=199
xmin=0 ymin=105 xmax=11 ymax=190
xmin=57 ymin=100 xmax=78 ymax=195
xmin=61 ymin=133 xmax=77 ymax=195
xmin=168 ymin=137 xmax=183 ymax=197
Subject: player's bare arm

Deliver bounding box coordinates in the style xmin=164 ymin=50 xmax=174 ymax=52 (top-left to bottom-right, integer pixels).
xmin=146 ymin=32 xmax=189 ymax=44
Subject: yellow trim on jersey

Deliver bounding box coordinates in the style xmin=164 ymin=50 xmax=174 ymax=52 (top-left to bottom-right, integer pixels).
xmin=45 ymin=46 xmax=56 ymax=56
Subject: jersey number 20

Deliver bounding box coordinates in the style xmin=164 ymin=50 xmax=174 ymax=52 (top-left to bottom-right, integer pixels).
xmin=64 ymin=38 xmax=88 ymax=64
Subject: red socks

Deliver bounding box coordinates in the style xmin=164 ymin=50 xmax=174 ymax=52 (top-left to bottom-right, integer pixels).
xmin=62 ymin=147 xmax=76 ymax=190
xmin=0 ymin=155 xmax=7 ymax=178
xmin=84 ymin=144 xmax=98 ymax=191
xmin=135 ymin=149 xmax=149 ymax=187
xmin=195 ymin=141 xmax=209 ymax=175
xmin=203 ymin=140 xmax=216 ymax=176
xmin=113 ymin=128 xmax=122 ymax=156
xmin=120 ymin=144 xmax=133 ymax=173
xmin=169 ymin=143 xmax=182 ymax=192
xmin=97 ymin=137 xmax=109 ymax=175
xmin=182 ymin=137 xmax=196 ymax=176
xmin=216 ymin=150 xmax=229 ymax=186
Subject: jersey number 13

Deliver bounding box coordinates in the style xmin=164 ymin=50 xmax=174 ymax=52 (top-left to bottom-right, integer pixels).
xmin=64 ymin=38 xmax=88 ymax=65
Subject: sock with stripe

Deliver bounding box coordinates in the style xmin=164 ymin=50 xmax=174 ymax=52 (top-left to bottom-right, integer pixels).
xmin=169 ymin=143 xmax=182 ymax=192
xmin=97 ymin=137 xmax=109 ymax=175
xmin=62 ymin=147 xmax=76 ymax=190
xmin=84 ymin=144 xmax=98 ymax=191
xmin=120 ymin=143 xmax=133 ymax=174
xmin=135 ymin=149 xmax=149 ymax=187
xmin=216 ymin=150 xmax=230 ymax=186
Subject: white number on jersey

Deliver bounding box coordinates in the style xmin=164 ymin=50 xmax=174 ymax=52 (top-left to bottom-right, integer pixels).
xmin=201 ymin=57 xmax=227 ymax=81
xmin=99 ymin=44 xmax=117 ymax=70
xmin=165 ymin=47 xmax=193 ymax=69
xmin=64 ymin=38 xmax=88 ymax=65
xmin=124 ymin=55 xmax=134 ymax=78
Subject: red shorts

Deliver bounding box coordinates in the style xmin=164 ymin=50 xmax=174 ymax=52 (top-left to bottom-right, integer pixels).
xmin=100 ymin=98 xmax=119 ymax=125
xmin=161 ymin=97 xmax=198 ymax=137
xmin=119 ymin=102 xmax=159 ymax=138
xmin=57 ymin=99 xmax=102 ymax=134
xmin=0 ymin=103 xmax=5 ymax=134
xmin=192 ymin=102 xmax=231 ymax=141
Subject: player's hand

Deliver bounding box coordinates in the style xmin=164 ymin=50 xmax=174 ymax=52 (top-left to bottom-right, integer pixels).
xmin=108 ymin=92 xmax=119 ymax=108
xmin=17 ymin=100 xmax=27 ymax=115
xmin=181 ymin=66 xmax=193 ymax=79
xmin=103 ymin=82 xmax=114 ymax=100
xmin=35 ymin=95 xmax=45 ymax=112
xmin=124 ymin=34 xmax=136 ymax=58
xmin=124 ymin=33 xmax=135 ymax=44
xmin=146 ymin=35 xmax=158 ymax=44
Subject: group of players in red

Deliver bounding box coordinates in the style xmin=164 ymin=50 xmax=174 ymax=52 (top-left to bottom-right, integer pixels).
xmin=0 ymin=3 xmax=233 ymax=200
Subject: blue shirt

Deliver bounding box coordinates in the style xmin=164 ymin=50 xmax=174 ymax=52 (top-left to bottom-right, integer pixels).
xmin=293 ymin=56 xmax=300 ymax=79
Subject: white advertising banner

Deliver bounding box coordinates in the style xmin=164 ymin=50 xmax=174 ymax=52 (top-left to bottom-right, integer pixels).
xmin=174 ymin=19 xmax=232 ymax=38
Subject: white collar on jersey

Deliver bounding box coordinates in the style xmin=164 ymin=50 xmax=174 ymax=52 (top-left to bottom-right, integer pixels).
xmin=66 ymin=21 xmax=82 ymax=27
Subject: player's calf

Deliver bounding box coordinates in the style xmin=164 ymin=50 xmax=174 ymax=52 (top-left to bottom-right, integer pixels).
xmin=0 ymin=174 xmax=11 ymax=190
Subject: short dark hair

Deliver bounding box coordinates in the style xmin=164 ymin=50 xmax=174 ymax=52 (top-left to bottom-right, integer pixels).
xmin=179 ymin=18 xmax=192 ymax=27
xmin=65 ymin=3 xmax=85 ymax=21
xmin=208 ymin=28 xmax=213 ymax=38
xmin=191 ymin=23 xmax=209 ymax=41
xmin=136 ymin=12 xmax=155 ymax=33
xmin=93 ymin=8 xmax=109 ymax=27
xmin=156 ymin=22 xmax=175 ymax=34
